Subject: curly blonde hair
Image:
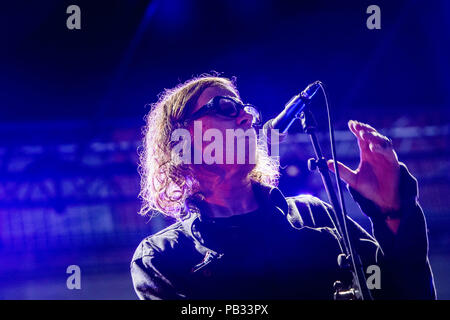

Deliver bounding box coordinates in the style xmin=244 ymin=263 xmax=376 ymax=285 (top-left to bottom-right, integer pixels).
xmin=138 ymin=74 xmax=280 ymax=219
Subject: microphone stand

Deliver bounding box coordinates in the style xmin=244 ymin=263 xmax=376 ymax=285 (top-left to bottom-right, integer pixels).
xmin=299 ymin=108 xmax=373 ymax=300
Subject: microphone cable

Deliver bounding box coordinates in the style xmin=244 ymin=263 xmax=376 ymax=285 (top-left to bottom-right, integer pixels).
xmin=316 ymin=81 xmax=370 ymax=300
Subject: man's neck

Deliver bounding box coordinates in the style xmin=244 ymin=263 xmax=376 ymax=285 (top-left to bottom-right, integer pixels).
xmin=195 ymin=168 xmax=259 ymax=218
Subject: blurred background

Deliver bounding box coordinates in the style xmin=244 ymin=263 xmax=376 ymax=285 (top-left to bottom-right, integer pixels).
xmin=1 ymin=0 xmax=449 ymax=299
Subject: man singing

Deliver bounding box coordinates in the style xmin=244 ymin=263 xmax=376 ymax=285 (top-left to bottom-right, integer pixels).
xmin=130 ymin=74 xmax=436 ymax=300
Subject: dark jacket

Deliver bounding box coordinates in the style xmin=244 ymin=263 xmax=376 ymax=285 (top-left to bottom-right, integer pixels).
xmin=130 ymin=164 xmax=436 ymax=300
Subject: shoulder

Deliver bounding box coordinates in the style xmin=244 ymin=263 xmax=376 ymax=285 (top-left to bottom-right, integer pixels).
xmin=130 ymin=215 xmax=206 ymax=285
xmin=131 ymin=220 xmax=190 ymax=263
xmin=259 ymin=184 xmax=335 ymax=230
xmin=284 ymin=194 xmax=336 ymax=229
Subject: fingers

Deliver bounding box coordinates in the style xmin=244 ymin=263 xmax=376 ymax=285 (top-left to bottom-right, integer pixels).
xmin=349 ymin=120 xmax=376 ymax=133
xmin=348 ymin=120 xmax=395 ymax=160
xmin=361 ymin=131 xmax=392 ymax=149
xmin=327 ymin=159 xmax=357 ymax=188
xmin=348 ymin=120 xmax=371 ymax=159
xmin=349 ymin=120 xmax=390 ymax=147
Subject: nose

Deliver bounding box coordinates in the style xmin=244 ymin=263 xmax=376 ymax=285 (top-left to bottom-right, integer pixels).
xmin=235 ymin=109 xmax=253 ymax=128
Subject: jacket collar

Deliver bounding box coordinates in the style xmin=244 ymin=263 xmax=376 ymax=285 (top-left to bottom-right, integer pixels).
xmin=180 ymin=183 xmax=289 ymax=245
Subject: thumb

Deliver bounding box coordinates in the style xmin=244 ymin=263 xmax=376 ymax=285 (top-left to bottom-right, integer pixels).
xmin=327 ymin=159 xmax=357 ymax=188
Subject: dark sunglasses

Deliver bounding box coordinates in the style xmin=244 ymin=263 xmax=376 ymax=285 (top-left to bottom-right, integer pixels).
xmin=183 ymin=96 xmax=262 ymax=127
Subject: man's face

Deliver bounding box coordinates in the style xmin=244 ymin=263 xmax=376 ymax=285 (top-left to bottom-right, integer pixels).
xmin=187 ymin=86 xmax=258 ymax=172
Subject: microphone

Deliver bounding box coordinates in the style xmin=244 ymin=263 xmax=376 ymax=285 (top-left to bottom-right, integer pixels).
xmin=263 ymin=81 xmax=321 ymax=144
